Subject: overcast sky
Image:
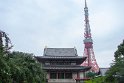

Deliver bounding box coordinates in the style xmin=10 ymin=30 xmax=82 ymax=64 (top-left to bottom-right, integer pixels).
xmin=0 ymin=0 xmax=124 ymax=67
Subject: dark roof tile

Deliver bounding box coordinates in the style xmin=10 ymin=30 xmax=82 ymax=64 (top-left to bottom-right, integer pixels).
xmin=44 ymin=48 xmax=78 ymax=57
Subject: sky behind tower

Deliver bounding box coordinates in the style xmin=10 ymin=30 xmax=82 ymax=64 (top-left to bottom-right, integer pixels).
xmin=0 ymin=0 xmax=124 ymax=67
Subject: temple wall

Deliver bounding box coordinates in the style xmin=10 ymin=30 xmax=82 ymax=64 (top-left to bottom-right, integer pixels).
xmin=80 ymin=72 xmax=85 ymax=78
xmin=46 ymin=73 xmax=50 ymax=79
xmin=48 ymin=79 xmax=76 ymax=83
xmin=72 ymin=72 xmax=77 ymax=79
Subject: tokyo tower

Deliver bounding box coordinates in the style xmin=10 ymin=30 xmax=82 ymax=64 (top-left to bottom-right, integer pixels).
xmin=81 ymin=0 xmax=99 ymax=73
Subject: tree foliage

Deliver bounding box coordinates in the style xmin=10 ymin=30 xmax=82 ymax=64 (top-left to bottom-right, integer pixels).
xmin=86 ymin=72 xmax=97 ymax=78
xmin=84 ymin=76 xmax=105 ymax=83
xmin=0 ymin=30 xmax=46 ymax=83
xmin=105 ymin=40 xmax=124 ymax=83
xmin=0 ymin=51 xmax=46 ymax=83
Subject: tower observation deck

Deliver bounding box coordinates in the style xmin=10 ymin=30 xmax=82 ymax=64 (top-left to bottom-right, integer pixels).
xmin=81 ymin=0 xmax=99 ymax=73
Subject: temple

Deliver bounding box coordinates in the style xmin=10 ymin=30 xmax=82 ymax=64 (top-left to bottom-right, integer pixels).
xmin=35 ymin=48 xmax=91 ymax=83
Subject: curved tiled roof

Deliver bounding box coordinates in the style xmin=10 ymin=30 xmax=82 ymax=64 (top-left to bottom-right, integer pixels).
xmin=43 ymin=65 xmax=91 ymax=71
xmin=35 ymin=48 xmax=87 ymax=64
xmin=44 ymin=48 xmax=78 ymax=57
xmin=37 ymin=56 xmax=85 ymax=59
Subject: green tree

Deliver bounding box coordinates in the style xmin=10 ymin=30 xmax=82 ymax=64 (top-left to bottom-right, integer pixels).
xmin=0 ymin=30 xmax=13 ymax=82
xmin=105 ymin=40 xmax=124 ymax=83
xmin=86 ymin=72 xmax=96 ymax=78
xmin=8 ymin=51 xmax=46 ymax=83
xmin=0 ymin=30 xmax=46 ymax=83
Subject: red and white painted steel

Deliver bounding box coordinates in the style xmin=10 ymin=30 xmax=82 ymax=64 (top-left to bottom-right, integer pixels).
xmin=81 ymin=0 xmax=99 ymax=73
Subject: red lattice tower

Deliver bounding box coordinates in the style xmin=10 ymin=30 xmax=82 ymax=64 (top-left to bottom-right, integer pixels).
xmin=81 ymin=0 xmax=99 ymax=73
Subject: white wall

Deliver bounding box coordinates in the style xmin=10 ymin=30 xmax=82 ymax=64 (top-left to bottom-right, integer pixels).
xmin=80 ymin=72 xmax=85 ymax=78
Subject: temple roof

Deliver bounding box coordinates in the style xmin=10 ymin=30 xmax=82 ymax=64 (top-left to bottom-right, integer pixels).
xmin=35 ymin=56 xmax=86 ymax=65
xmin=35 ymin=56 xmax=86 ymax=61
xmin=43 ymin=65 xmax=91 ymax=71
xmin=36 ymin=56 xmax=86 ymax=59
xmin=35 ymin=48 xmax=87 ymax=64
xmin=35 ymin=48 xmax=91 ymax=71
xmin=43 ymin=48 xmax=78 ymax=57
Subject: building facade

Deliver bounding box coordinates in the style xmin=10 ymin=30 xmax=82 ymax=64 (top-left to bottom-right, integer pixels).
xmin=100 ymin=68 xmax=109 ymax=76
xmin=36 ymin=48 xmax=91 ymax=83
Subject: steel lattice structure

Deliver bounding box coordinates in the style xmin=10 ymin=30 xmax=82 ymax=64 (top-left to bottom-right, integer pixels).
xmin=81 ymin=0 xmax=99 ymax=73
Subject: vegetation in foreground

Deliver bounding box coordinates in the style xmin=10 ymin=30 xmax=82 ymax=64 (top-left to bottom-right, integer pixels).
xmin=84 ymin=76 xmax=105 ymax=83
xmin=0 ymin=31 xmax=46 ymax=83
xmin=105 ymin=40 xmax=124 ymax=83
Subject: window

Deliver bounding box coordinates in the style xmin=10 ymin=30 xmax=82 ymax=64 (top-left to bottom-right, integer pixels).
xmin=50 ymin=72 xmax=72 ymax=79
xmin=50 ymin=72 xmax=57 ymax=79
xmin=65 ymin=73 xmax=72 ymax=79
xmin=58 ymin=73 xmax=64 ymax=79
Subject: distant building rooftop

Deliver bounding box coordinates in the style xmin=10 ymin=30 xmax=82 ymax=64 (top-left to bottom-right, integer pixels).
xmin=100 ymin=68 xmax=109 ymax=76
